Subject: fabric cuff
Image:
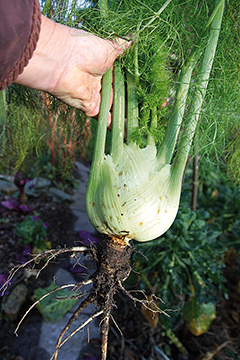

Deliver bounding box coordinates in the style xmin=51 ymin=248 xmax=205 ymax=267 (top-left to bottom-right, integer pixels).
xmin=0 ymin=0 xmax=41 ymax=90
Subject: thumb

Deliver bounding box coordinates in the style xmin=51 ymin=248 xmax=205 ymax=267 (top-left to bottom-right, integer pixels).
xmin=105 ymin=36 xmax=132 ymax=67
xmin=110 ymin=36 xmax=132 ymax=57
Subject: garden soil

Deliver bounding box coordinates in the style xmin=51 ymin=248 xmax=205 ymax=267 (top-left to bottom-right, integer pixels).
xmin=0 ymin=189 xmax=240 ymax=360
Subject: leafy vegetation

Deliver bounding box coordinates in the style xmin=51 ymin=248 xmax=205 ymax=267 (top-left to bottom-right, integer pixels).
xmin=0 ymin=91 xmax=6 ymax=123
xmin=34 ymin=282 xmax=79 ymax=322
xmin=14 ymin=215 xmax=48 ymax=250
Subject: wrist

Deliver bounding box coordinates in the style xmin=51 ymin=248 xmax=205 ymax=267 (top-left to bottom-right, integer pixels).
xmin=15 ymin=15 xmax=69 ymax=92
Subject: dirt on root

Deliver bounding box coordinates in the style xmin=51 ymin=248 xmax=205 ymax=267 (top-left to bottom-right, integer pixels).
xmin=0 ymin=194 xmax=240 ymax=360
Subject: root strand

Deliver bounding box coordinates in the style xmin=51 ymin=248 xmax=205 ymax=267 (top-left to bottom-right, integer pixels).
xmin=51 ymin=292 xmax=96 ymax=360
xmin=14 ymin=283 xmax=77 ymax=335
xmin=58 ymin=309 xmax=103 ymax=349
xmin=100 ymin=292 xmax=114 ymax=360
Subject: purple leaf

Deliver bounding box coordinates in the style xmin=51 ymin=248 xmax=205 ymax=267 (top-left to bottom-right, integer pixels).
xmin=16 ymin=244 xmax=32 ymax=264
xmin=78 ymin=231 xmax=101 ymax=246
xmin=0 ymin=274 xmax=13 ymax=296
xmin=0 ymin=274 xmax=7 ymax=284
xmin=1 ymin=199 xmax=32 ymax=214
xmin=31 ymin=215 xmax=49 ymax=228
xmin=18 ymin=204 xmax=32 ymax=212
xmin=1 ymin=198 xmax=18 ymax=210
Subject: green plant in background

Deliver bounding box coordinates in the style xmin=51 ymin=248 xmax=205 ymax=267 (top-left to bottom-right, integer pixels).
xmin=133 ymin=202 xmax=226 ymax=328
xmin=0 ymin=0 xmax=97 ymax=178
xmin=34 ymin=282 xmax=79 ymax=322
xmin=197 ymin=165 xmax=240 ymax=235
xmin=0 ymin=102 xmax=43 ymax=173
xmin=0 ymin=83 xmax=87 ymax=179
xmin=132 ymin=162 xmax=240 ymax=338
xmin=14 ymin=215 xmax=48 ymax=250
xmin=26 ymin=152 xmax=79 ymax=193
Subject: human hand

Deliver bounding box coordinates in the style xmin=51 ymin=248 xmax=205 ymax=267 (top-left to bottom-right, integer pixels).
xmin=15 ymin=15 xmax=130 ymax=123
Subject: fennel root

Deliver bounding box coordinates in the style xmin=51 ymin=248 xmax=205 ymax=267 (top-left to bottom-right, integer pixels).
xmin=9 ymin=237 xmax=166 ymax=360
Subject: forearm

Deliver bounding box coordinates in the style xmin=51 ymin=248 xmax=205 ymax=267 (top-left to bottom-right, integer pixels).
xmin=15 ymin=15 xmax=68 ymax=92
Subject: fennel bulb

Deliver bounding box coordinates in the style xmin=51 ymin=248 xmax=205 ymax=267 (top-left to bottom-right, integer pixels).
xmin=87 ymin=143 xmax=181 ymax=242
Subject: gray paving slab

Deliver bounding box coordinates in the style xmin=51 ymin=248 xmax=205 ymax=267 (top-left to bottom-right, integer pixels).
xmin=74 ymin=162 xmax=90 ymax=186
xmin=70 ymin=192 xmax=86 ymax=210
xmin=0 ymin=179 xmax=14 ymax=192
xmin=39 ymin=312 xmax=91 ymax=360
xmin=39 ymin=269 xmax=100 ymax=360
xmin=71 ymin=210 xmax=94 ymax=233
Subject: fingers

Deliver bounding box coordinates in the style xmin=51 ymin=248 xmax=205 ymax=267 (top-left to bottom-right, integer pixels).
xmin=84 ymin=90 xmax=101 ymax=117
xmin=84 ymin=81 xmax=113 ymax=120
xmin=47 ymin=30 xmax=131 ymax=118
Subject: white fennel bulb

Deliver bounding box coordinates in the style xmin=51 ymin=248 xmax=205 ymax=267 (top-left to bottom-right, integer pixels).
xmin=86 ymin=143 xmax=182 ymax=242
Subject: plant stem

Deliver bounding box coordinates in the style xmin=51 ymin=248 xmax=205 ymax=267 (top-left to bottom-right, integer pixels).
xmin=126 ymin=71 xmax=139 ymax=143
xmin=90 ymin=68 xmax=112 ymax=168
xmin=191 ymin=150 xmax=199 ymax=211
xmin=157 ymin=56 xmax=196 ymax=165
xmin=137 ymin=0 xmax=173 ymax=37
xmin=99 ymin=0 xmax=109 ymax=20
xmin=173 ymin=0 xmax=225 ymax=177
xmin=165 ymin=328 xmax=188 ymax=356
xmin=45 ymin=94 xmax=55 ymax=168
xmin=85 ymin=68 xmax=112 ymax=205
xmin=111 ymin=63 xmax=125 ymax=163
xmin=42 ymin=0 xmax=52 ymax=16
xmin=147 ymin=107 xmax=157 ymax=146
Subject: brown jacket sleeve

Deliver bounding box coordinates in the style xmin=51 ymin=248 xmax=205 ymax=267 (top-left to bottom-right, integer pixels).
xmin=0 ymin=0 xmax=41 ymax=90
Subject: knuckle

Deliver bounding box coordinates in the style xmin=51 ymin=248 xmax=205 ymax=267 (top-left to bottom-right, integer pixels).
xmin=82 ymin=86 xmax=92 ymax=102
